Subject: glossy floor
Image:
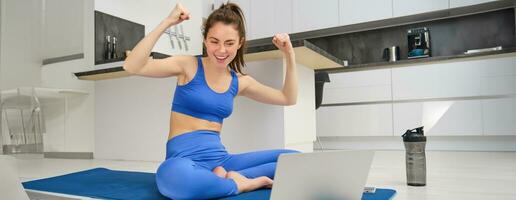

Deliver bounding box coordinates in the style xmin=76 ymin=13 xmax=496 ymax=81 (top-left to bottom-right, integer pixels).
xmin=12 ymin=151 xmax=516 ymax=200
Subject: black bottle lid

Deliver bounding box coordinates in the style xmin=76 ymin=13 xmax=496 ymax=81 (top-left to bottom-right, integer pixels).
xmin=402 ymin=126 xmax=426 ymax=142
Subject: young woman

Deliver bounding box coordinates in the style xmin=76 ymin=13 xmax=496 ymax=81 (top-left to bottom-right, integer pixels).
xmin=123 ymin=2 xmax=299 ymax=199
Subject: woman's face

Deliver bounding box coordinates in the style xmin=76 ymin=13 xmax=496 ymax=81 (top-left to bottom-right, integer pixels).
xmin=204 ymin=22 xmax=242 ymax=69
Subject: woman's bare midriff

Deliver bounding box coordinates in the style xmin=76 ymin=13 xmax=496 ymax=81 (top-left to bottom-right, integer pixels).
xmin=168 ymin=112 xmax=222 ymax=140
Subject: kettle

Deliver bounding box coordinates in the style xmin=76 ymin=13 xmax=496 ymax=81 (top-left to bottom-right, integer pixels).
xmin=383 ymin=46 xmax=400 ymax=62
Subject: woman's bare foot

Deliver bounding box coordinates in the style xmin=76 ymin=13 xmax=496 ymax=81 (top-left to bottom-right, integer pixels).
xmin=212 ymin=166 xmax=227 ymax=178
xmin=226 ymin=171 xmax=273 ymax=193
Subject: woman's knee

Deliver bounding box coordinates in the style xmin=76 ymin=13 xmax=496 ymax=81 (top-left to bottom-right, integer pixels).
xmin=156 ymin=158 xmax=236 ymax=199
xmin=156 ymin=158 xmax=198 ymax=199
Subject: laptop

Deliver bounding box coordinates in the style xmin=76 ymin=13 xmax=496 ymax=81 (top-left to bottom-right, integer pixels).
xmin=270 ymin=150 xmax=375 ymax=200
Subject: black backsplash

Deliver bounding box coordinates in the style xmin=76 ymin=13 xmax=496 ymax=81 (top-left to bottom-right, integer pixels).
xmin=94 ymin=11 xmax=144 ymax=65
xmin=308 ymin=8 xmax=516 ymax=66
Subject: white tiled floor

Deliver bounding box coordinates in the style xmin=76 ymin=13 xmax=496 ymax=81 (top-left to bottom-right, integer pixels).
xmin=12 ymin=151 xmax=516 ymax=200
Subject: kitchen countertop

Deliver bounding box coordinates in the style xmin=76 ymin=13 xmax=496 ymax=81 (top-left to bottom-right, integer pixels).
xmin=318 ymin=46 xmax=516 ymax=73
xmin=74 ymin=52 xmax=170 ymax=81
xmin=244 ymin=39 xmax=345 ymax=69
xmin=75 ymin=40 xmax=344 ymax=81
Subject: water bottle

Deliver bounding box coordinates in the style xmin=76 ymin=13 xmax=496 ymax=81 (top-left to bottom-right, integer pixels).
xmin=402 ymin=126 xmax=426 ymax=186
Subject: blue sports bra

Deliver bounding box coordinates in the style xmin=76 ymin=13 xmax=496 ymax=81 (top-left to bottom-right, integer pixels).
xmin=171 ymin=56 xmax=238 ymax=123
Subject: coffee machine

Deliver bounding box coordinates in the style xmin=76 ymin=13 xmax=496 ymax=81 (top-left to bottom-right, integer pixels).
xmin=407 ymin=27 xmax=431 ymax=59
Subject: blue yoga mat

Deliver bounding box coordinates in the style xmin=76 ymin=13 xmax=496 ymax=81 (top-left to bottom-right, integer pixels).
xmin=23 ymin=168 xmax=396 ymax=200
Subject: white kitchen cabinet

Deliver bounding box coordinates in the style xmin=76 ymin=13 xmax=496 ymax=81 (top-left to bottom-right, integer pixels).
xmin=392 ymin=55 xmax=516 ymax=100
xmin=481 ymin=73 xmax=516 ymax=96
xmin=323 ymin=69 xmax=392 ymax=104
xmin=339 ymin=0 xmax=393 ymax=26
xmin=392 ymin=61 xmax=482 ymax=100
xmin=393 ymin=0 xmax=449 ymax=17
xmin=393 ymin=100 xmax=483 ymax=136
xmin=1 ymin=0 xmax=43 ymax=90
xmin=43 ymin=0 xmax=85 ymax=61
xmin=482 ymin=97 xmax=516 ymax=136
xmin=249 ymin=0 xmax=293 ymax=40
xmin=292 ymin=0 xmax=340 ymax=33
xmin=449 ymin=0 xmax=496 ymax=8
xmin=316 ymin=104 xmax=393 ymax=137
xmin=478 ymin=56 xmax=516 ymax=96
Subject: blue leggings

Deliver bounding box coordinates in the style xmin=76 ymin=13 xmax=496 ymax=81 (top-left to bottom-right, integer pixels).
xmin=156 ymin=130 xmax=299 ymax=200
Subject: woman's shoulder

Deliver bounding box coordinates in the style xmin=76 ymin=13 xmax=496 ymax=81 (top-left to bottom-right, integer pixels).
xmin=173 ymin=55 xmax=199 ymax=84
xmin=173 ymin=55 xmax=198 ymax=66
xmin=236 ymin=73 xmax=257 ymax=88
xmin=173 ymin=55 xmax=199 ymax=73
xmin=236 ymin=73 xmax=251 ymax=81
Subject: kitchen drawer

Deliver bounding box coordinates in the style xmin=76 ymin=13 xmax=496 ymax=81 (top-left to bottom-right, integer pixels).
xmin=393 ymin=100 xmax=483 ymax=136
xmin=392 ymin=61 xmax=482 ymax=100
xmin=482 ymin=97 xmax=516 ymax=136
xmin=316 ymin=104 xmax=393 ymax=137
xmin=323 ymin=69 xmax=392 ymax=104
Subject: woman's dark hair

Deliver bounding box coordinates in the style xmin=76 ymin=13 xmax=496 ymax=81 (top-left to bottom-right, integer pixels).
xmin=203 ymin=2 xmax=247 ymax=74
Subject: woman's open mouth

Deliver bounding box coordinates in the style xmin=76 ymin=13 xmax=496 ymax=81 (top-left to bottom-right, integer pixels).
xmin=215 ymin=55 xmax=229 ymax=63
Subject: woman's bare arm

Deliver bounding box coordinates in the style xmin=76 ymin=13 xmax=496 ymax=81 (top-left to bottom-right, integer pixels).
xmin=123 ymin=3 xmax=191 ymax=78
xmin=240 ymin=33 xmax=297 ymax=106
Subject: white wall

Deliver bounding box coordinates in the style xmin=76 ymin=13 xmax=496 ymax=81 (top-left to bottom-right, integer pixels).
xmin=221 ymin=59 xmax=286 ymax=153
xmin=284 ymin=62 xmax=315 ymax=152
xmin=95 ymin=76 xmax=174 ymax=161
xmin=222 ymin=59 xmax=316 ymax=154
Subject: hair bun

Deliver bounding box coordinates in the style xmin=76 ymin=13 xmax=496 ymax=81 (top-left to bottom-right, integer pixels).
xmin=221 ymin=2 xmax=245 ymax=22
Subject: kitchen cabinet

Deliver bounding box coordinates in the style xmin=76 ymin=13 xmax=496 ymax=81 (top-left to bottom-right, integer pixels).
xmin=212 ymin=0 xmax=292 ymax=40
xmin=1 ymin=0 xmax=44 ymax=90
xmin=449 ymin=0 xmax=497 ymax=8
xmin=42 ymin=0 xmax=85 ymax=64
xmin=249 ymin=0 xmax=293 ymax=40
xmin=316 ymin=104 xmax=393 ymax=137
xmin=339 ymin=0 xmax=393 ymax=26
xmin=323 ymin=69 xmax=392 ymax=104
xmin=391 ymin=54 xmax=516 ymax=101
xmin=478 ymin=56 xmax=516 ymax=96
xmin=393 ymin=100 xmax=483 ymax=136
xmin=482 ymin=97 xmax=516 ymax=136
xmin=393 ymin=0 xmax=449 ymax=17
xmin=292 ymin=0 xmax=340 ymax=33
xmin=392 ymin=61 xmax=482 ymax=100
